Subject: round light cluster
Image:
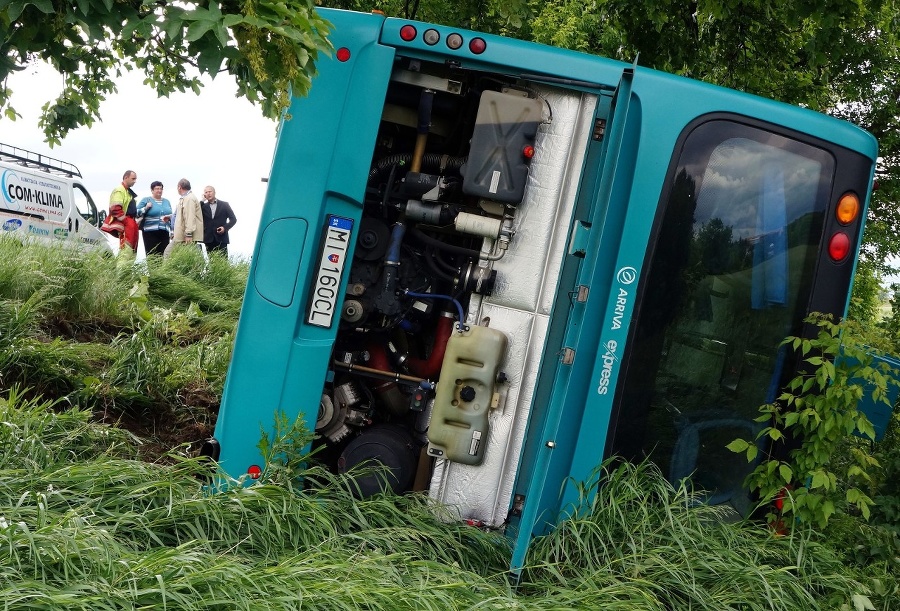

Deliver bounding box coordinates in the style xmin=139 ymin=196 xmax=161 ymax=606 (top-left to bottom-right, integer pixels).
xmin=397 ymin=23 xmax=487 ymax=55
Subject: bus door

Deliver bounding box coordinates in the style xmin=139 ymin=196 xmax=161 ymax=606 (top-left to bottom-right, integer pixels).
xmin=509 ymin=68 xmax=638 ymax=572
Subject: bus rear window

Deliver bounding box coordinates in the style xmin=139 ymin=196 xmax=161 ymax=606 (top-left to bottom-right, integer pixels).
xmin=612 ymin=120 xmax=835 ymax=514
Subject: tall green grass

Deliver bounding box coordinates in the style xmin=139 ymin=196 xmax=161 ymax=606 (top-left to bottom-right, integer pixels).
xmin=0 ymin=236 xmax=137 ymax=326
xmin=0 ymin=239 xmax=243 ymax=434
xmin=519 ymin=460 xmax=874 ymax=610
xmin=0 ymin=392 xmax=516 ymax=610
xmin=0 ymin=239 xmax=894 ymax=610
xmin=1 ymin=391 xmax=887 ymax=610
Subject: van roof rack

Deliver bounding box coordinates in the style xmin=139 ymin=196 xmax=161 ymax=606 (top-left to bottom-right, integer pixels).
xmin=0 ymin=142 xmax=82 ymax=178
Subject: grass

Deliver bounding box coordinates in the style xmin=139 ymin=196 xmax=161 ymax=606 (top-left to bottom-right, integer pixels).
xmin=2 ymin=390 xmax=892 ymax=610
xmin=0 ymin=238 xmax=243 ymax=450
xmin=520 ymin=460 xmax=868 ymax=610
xmin=1 ymin=238 xmax=897 ymax=609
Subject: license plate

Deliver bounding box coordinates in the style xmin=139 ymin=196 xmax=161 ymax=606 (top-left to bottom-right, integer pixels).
xmin=307 ymin=215 xmax=354 ymax=328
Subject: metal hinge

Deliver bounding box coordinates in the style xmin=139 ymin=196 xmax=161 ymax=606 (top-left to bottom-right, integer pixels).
xmin=592 ymin=118 xmax=606 ymax=141
xmin=575 ymin=285 xmax=589 ymax=303
xmin=568 ymin=220 xmax=590 ymax=258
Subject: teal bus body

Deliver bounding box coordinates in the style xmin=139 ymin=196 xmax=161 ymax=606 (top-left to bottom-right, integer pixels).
xmin=208 ymin=9 xmax=878 ymax=572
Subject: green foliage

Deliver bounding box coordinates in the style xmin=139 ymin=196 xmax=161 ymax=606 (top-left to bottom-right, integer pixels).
xmin=878 ymin=283 xmax=900 ymax=352
xmin=0 ymin=0 xmax=333 ymax=144
xmin=730 ymin=315 xmax=900 ymax=530
xmin=0 ymin=238 xmax=244 ymax=446
xmin=848 ymin=261 xmax=885 ymax=327
xmin=867 ymin=413 xmax=900 ymax=534
xmin=320 ymin=0 xmax=530 ymax=33
xmin=823 ymin=513 xmax=900 ymax=609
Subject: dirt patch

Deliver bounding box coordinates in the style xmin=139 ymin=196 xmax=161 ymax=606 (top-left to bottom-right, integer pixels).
xmin=93 ymin=397 xmax=219 ymax=463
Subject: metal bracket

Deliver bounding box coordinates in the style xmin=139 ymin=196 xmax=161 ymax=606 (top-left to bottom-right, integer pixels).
xmin=568 ymin=221 xmax=590 ymax=258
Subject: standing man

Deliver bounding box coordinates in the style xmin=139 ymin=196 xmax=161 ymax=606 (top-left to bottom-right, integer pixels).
xmin=172 ymin=178 xmax=203 ymax=248
xmin=201 ymin=185 xmax=237 ymax=256
xmin=110 ymin=170 xmax=138 ymax=217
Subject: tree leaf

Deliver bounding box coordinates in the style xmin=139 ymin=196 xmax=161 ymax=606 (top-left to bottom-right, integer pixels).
xmin=222 ymin=14 xmax=243 ymax=27
xmin=196 ymin=48 xmax=223 ymax=76
xmin=726 ymin=439 xmax=749 ymax=453
xmin=851 ymin=594 xmax=876 ymax=611
xmin=6 ymin=1 xmax=27 ymax=21
xmin=778 ymin=464 xmax=793 ymax=484
xmin=186 ymin=19 xmax=215 ymax=43
xmin=745 ymin=445 xmax=758 ymax=462
xmin=810 ymin=471 xmax=827 ymax=490
xmin=165 ymin=16 xmax=184 ymax=40
xmin=31 ymin=0 xmax=53 ymax=13
xmin=821 ymin=499 xmax=835 ymax=523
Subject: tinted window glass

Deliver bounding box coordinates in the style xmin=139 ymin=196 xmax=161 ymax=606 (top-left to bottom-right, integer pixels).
xmin=612 ymin=120 xmax=834 ymax=513
xmin=73 ymin=184 xmax=98 ymax=225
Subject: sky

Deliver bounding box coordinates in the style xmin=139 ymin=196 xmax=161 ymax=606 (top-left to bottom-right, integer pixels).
xmin=1 ymin=61 xmax=279 ymax=259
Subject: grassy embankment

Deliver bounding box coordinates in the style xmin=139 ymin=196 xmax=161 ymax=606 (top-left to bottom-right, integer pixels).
xmin=0 ymin=237 xmax=895 ymax=609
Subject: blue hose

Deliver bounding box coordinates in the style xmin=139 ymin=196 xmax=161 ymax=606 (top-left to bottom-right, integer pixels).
xmin=387 ymin=223 xmax=406 ymax=264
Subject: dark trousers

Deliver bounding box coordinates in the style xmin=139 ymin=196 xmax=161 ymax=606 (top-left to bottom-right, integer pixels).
xmin=206 ymin=242 xmax=228 ymax=256
xmin=143 ymin=230 xmax=171 ymax=257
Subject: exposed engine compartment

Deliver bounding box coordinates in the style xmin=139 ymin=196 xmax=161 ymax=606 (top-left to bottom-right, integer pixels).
xmin=311 ymin=56 xmax=597 ymax=521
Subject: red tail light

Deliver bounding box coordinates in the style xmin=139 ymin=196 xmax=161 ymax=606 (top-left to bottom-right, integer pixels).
xmin=469 ymin=38 xmax=487 ymax=54
xmin=828 ymin=232 xmax=851 ymax=262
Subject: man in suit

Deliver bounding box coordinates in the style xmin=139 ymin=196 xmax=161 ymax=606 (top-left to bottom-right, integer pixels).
xmin=172 ymin=178 xmax=204 ymax=247
xmin=201 ymin=185 xmax=237 ymax=256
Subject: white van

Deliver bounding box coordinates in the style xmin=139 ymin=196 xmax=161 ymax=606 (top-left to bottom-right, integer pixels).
xmin=0 ymin=143 xmax=114 ymax=254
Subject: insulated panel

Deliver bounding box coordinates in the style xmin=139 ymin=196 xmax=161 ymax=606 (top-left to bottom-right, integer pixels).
xmin=429 ymin=86 xmax=598 ymax=526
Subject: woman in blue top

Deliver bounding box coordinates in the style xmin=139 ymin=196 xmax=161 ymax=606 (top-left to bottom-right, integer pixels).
xmin=137 ymin=181 xmax=173 ymax=256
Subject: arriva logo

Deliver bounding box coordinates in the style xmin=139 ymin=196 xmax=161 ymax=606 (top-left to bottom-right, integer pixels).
xmin=2 ymin=218 xmax=22 ymax=231
xmin=597 ymin=340 xmax=618 ymax=395
xmin=610 ymin=266 xmax=637 ymax=330
xmin=617 ymin=266 xmax=637 ymax=285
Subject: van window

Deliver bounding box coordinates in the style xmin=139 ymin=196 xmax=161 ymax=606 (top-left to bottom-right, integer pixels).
xmin=73 ymin=184 xmax=99 ymax=225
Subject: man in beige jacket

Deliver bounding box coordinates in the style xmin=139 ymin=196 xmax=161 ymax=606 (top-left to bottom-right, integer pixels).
xmin=173 ymin=178 xmax=204 ymax=245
